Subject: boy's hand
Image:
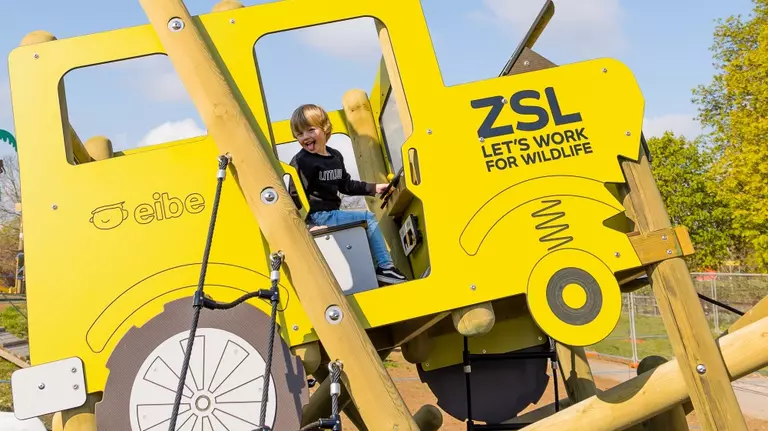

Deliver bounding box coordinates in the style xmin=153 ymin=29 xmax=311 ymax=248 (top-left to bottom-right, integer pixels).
xmin=375 ymin=183 xmax=389 ymax=195
xmin=309 ymin=225 xmax=327 ymax=232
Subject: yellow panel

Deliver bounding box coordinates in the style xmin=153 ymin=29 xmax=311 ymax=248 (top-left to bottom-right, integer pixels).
xmin=8 ymin=0 xmax=647 ymax=394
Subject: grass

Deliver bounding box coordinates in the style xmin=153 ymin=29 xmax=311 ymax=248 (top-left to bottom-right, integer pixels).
xmin=591 ymin=307 xmax=768 ymax=376
xmin=0 ymin=302 xmax=27 ymax=413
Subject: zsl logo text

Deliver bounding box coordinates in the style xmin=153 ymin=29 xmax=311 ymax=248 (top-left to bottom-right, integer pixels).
xmin=471 ymin=87 xmax=582 ymax=139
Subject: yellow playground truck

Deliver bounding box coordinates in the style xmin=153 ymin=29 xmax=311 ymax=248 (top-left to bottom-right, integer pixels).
xmin=5 ymin=0 xmax=768 ymax=430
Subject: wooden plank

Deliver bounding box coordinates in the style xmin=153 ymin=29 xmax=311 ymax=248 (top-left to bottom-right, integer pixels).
xmin=0 ymin=345 xmax=28 ymax=368
xmin=136 ymin=1 xmax=417 ymax=428
xmin=620 ymin=148 xmax=748 ymax=430
xmin=520 ymin=315 xmax=768 ymax=431
xmin=627 ymin=226 xmax=694 ymax=265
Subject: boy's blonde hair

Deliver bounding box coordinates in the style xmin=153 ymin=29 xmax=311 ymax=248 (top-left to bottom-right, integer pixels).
xmin=290 ymin=104 xmax=333 ymax=138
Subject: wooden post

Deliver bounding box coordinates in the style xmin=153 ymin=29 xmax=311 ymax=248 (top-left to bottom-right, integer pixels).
xmin=520 ymin=315 xmax=768 ymax=430
xmin=137 ymin=1 xmax=417 ymax=428
xmin=620 ymin=148 xmax=748 ymax=430
xmin=341 ymin=89 xmax=413 ymax=279
xmin=630 ymin=356 xmax=689 ymax=431
xmin=83 ymin=136 xmax=113 ymax=161
xmin=554 ymin=342 xmax=597 ymax=402
xmin=50 ymin=393 xmax=100 ymax=431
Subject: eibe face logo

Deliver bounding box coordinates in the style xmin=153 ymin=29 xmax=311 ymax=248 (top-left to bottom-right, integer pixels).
xmin=89 ymin=192 xmax=206 ymax=230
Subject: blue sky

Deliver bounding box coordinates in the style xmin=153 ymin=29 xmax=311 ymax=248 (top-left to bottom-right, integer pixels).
xmin=0 ymin=0 xmax=757 ymax=168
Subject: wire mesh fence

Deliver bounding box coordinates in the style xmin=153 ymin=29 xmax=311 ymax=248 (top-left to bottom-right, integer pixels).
xmin=589 ymin=272 xmax=768 ymax=376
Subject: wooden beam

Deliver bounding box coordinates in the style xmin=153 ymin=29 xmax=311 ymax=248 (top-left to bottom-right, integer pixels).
xmin=136 ymin=1 xmax=417 ymax=428
xmin=627 ymin=226 xmax=694 ymax=266
xmin=631 ymin=356 xmax=689 ymax=431
xmin=0 ymin=345 xmax=28 ymax=368
xmin=520 ymin=315 xmax=768 ymax=430
xmin=620 ymin=148 xmax=747 ymax=430
xmin=341 ymin=89 xmax=413 ymax=279
xmin=555 ymin=342 xmax=597 ymax=403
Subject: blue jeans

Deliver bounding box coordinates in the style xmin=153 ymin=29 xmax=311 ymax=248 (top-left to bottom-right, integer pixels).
xmin=308 ymin=210 xmax=393 ymax=268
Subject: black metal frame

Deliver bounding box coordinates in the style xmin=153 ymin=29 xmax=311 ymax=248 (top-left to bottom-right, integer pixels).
xmin=462 ymin=336 xmax=561 ymax=430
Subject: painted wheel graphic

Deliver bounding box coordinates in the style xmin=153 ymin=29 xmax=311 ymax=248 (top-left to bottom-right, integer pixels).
xmin=96 ymin=297 xmax=308 ymax=431
xmin=129 ymin=328 xmax=277 ymax=430
xmin=526 ymin=249 xmax=621 ymax=346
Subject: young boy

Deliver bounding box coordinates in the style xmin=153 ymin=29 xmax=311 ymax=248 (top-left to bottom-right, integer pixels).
xmin=287 ymin=103 xmax=408 ymax=285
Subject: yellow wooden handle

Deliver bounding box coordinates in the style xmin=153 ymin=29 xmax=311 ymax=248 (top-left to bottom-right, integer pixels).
xmin=280 ymin=161 xmax=310 ymax=219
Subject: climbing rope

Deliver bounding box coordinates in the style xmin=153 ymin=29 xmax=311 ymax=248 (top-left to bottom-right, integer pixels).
xmin=167 ymin=154 xmax=284 ymax=431
xmin=300 ymin=361 xmax=343 ymax=431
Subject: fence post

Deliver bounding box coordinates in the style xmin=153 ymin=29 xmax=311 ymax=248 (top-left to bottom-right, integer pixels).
xmin=712 ymin=278 xmax=720 ymax=334
xmin=628 ymin=292 xmax=639 ymax=367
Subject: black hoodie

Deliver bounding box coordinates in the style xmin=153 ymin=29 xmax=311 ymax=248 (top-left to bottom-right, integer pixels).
xmin=288 ymin=146 xmax=376 ymax=216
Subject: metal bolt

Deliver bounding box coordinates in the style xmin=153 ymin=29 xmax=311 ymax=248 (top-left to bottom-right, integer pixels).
xmin=73 ymin=384 xmax=79 ymax=390
xmin=38 ymin=383 xmax=45 ymax=390
xmin=625 ymin=131 xmax=632 ymax=136
xmin=501 ymin=98 xmax=507 ymax=104
xmin=538 ymin=336 xmax=543 ymax=341
xmin=229 ymin=18 xmax=235 ymax=24
xmin=33 ymin=53 xmax=39 ymax=59
xmin=524 ymin=60 xmax=530 ymax=66
xmin=168 ymin=18 xmax=185 ymax=32
xmin=425 ymin=363 xmax=430 ymax=367
xmin=260 ymin=188 xmax=278 ymax=204
xmin=602 ymin=68 xmax=608 ymax=73
xmin=614 ymin=251 xmax=621 ymax=258
xmin=71 ymin=367 xmax=77 ymax=373
xmin=325 ymin=305 xmax=343 ymax=324
xmin=666 ymin=249 xmax=673 ymax=255
xmin=292 ymin=325 xmax=299 ymax=331
xmin=427 ymin=129 xmax=432 ymax=135
xmin=345 ymin=245 xmax=352 ymax=250
xmin=696 ymin=364 xmax=706 ymax=374
xmin=482 ymin=349 xmax=487 ymax=354
xmin=52 ymin=204 xmax=58 ymax=210
xmin=662 ymin=235 xmax=668 ymax=241
xmin=470 ymin=284 xmax=477 ymax=291
xmin=479 ymin=137 xmax=485 ymax=143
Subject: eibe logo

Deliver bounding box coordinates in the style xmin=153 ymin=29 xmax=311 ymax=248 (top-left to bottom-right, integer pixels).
xmin=89 ymin=192 xmax=206 ymax=230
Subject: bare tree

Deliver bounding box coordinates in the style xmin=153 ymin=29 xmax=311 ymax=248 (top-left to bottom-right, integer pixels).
xmin=0 ymin=153 xmax=22 ymax=223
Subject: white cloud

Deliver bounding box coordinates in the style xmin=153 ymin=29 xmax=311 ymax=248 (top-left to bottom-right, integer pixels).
xmin=643 ymin=114 xmax=703 ymax=139
xmin=137 ymin=119 xmax=206 ymax=148
xmin=295 ymin=18 xmax=381 ymax=63
xmin=472 ymin=0 xmax=626 ymax=59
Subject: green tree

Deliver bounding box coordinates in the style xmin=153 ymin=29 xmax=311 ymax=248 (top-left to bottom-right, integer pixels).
xmin=646 ymin=132 xmax=734 ymax=270
xmin=692 ymin=0 xmax=768 ymax=271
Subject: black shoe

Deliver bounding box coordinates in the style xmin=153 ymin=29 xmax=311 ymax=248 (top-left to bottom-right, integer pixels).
xmin=376 ymin=265 xmax=407 ymax=285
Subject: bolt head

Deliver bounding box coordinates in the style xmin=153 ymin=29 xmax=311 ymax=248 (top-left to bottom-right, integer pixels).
xmin=229 ymin=18 xmax=236 ymax=24
xmin=52 ymin=204 xmax=58 ymax=210
xmin=292 ymin=325 xmax=299 ymax=331
xmin=470 ymin=284 xmax=477 ymax=291
xmin=73 ymin=384 xmax=79 ymax=390
xmin=427 ymin=129 xmax=432 ymax=135
xmin=345 ymin=245 xmax=352 ymax=250
xmin=666 ymin=249 xmax=673 ymax=255
xmin=524 ymin=60 xmax=530 ymax=66
xmin=479 ymin=137 xmax=485 ymax=143
xmin=33 ymin=53 xmax=39 ymax=59
xmin=168 ymin=18 xmax=185 ymax=32
xmin=501 ymin=98 xmax=507 ymax=104
xmin=614 ymin=251 xmax=621 ymax=258
xmin=696 ymin=364 xmax=706 ymax=374
xmin=602 ymin=68 xmax=608 ymax=73
xmin=260 ymin=188 xmax=278 ymax=204
xmin=38 ymin=383 xmax=45 ymax=390
xmin=661 ymin=235 xmax=668 ymax=241
xmin=71 ymin=367 xmax=77 ymax=373
xmin=626 ymin=131 xmax=632 ymax=136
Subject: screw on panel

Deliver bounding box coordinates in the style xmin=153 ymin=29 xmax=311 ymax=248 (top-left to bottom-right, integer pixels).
xmin=345 ymin=245 xmax=352 ymax=250
xmin=168 ymin=18 xmax=185 ymax=32
xmin=524 ymin=60 xmax=530 ymax=66
xmin=614 ymin=251 xmax=621 ymax=257
xmin=292 ymin=325 xmax=299 ymax=331
xmin=427 ymin=129 xmax=432 ymax=135
xmin=479 ymin=137 xmax=485 ymax=143
xmin=229 ymin=18 xmax=236 ymax=24
xmin=73 ymin=384 xmax=79 ymax=390
xmin=666 ymin=249 xmax=673 ymax=255
xmin=38 ymin=383 xmax=45 ymax=390
xmin=626 ymin=131 xmax=632 ymax=136
xmin=662 ymin=235 xmax=668 ymax=241
xmin=52 ymin=204 xmax=58 ymax=210
xmin=71 ymin=367 xmax=77 ymax=373
xmin=696 ymin=364 xmax=707 ymax=374
xmin=501 ymin=98 xmax=508 ymax=104
xmin=470 ymin=284 xmax=477 ymax=291
xmin=602 ymin=68 xmax=608 ymax=73
xmin=33 ymin=53 xmax=39 ymax=59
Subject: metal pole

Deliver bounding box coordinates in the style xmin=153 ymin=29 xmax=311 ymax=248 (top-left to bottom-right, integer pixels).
xmin=712 ymin=278 xmax=720 ymax=333
xmin=628 ymin=293 xmax=639 ymax=366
